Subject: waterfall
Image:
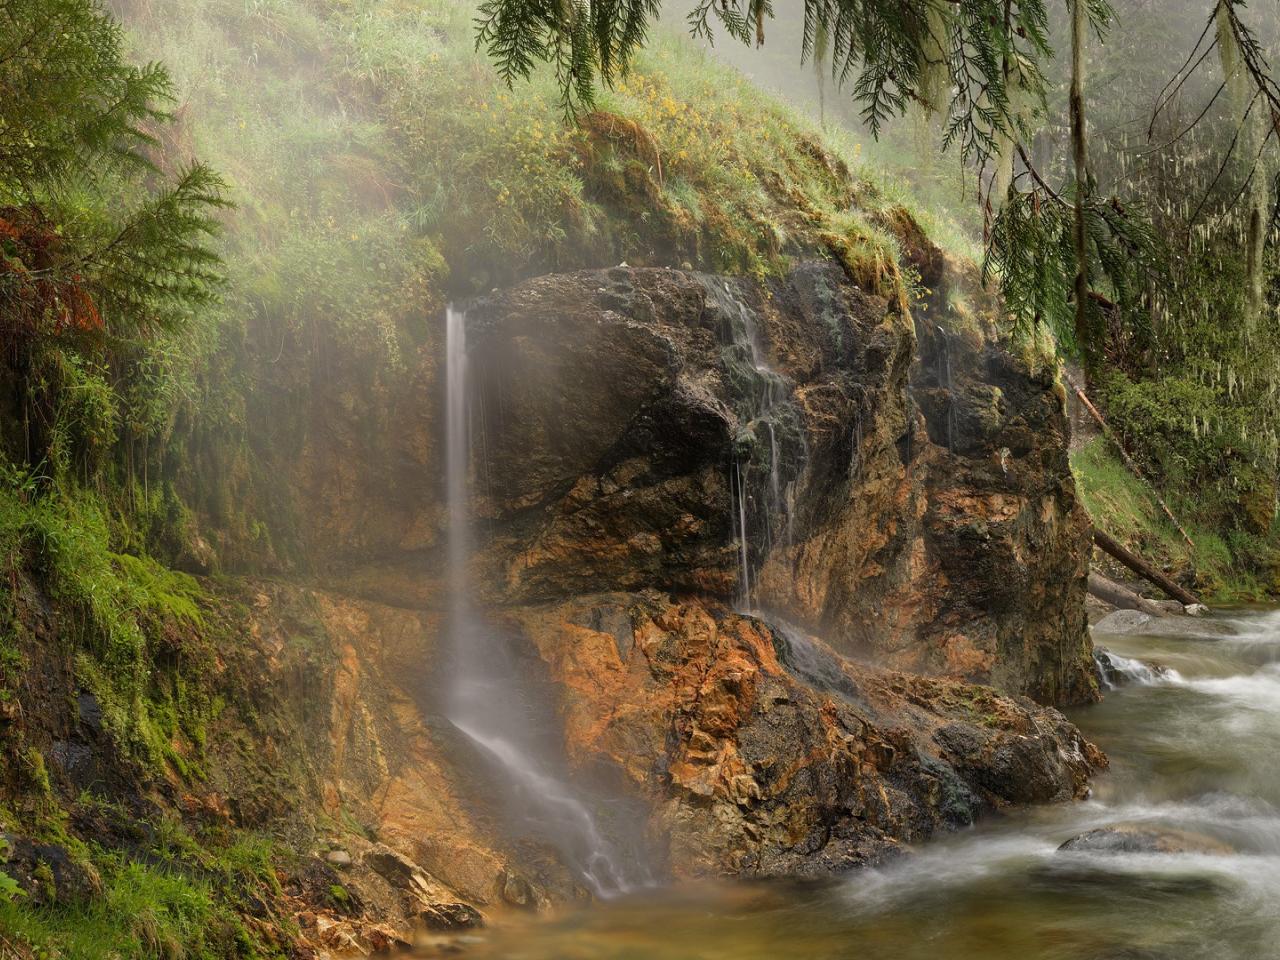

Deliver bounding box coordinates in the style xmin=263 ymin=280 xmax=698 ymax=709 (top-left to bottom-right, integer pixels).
xmin=707 ymin=280 xmax=806 ymax=609
xmin=936 ymin=325 xmax=956 ymax=454
xmin=767 ymin=616 xmax=862 ymax=702
xmin=442 ymin=306 xmax=633 ymax=898
xmin=1093 ymin=647 xmax=1180 ymax=689
xmin=445 ymin=306 xmax=471 ymax=636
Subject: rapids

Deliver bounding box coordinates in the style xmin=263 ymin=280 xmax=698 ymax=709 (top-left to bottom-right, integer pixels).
xmin=414 ymin=608 xmax=1280 ymax=959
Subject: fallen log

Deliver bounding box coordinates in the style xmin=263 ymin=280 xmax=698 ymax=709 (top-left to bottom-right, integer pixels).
xmin=1092 ymin=529 xmax=1202 ymax=608
xmin=1066 ymin=374 xmax=1196 ymax=551
xmin=1088 ymin=571 xmax=1178 ymax=617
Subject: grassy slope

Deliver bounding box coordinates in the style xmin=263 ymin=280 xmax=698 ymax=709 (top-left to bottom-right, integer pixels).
xmin=1071 ymin=438 xmax=1274 ymax=602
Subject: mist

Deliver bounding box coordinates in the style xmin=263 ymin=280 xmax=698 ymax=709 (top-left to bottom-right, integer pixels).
xmin=3 ymin=1 xmax=1280 ymax=957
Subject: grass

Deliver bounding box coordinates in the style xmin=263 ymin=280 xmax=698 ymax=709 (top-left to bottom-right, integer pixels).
xmin=0 ymin=479 xmax=220 ymax=776
xmin=1071 ymin=437 xmax=1270 ymax=602
xmin=0 ymin=851 xmax=282 ymax=960
xmin=122 ymin=0 xmax=955 ymax=306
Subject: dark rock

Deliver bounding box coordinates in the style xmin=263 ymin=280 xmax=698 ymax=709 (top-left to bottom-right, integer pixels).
xmin=419 ymin=901 xmax=485 ymax=930
xmin=363 ymin=844 xmax=421 ymax=888
xmin=76 ymin=692 xmax=103 ymax=736
xmin=1 ymin=834 xmax=102 ymax=906
xmin=1057 ymin=826 xmax=1232 ymax=855
xmin=500 ymin=869 xmax=538 ymax=908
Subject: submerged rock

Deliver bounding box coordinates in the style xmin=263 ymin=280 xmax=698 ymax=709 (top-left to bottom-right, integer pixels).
xmin=1057 ymin=826 xmax=1233 ymax=855
xmin=1093 ymin=609 xmax=1232 ymax=638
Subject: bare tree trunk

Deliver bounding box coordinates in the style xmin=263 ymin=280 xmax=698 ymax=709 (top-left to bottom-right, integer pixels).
xmin=1070 ymin=0 xmax=1093 ymax=373
xmin=1093 ymin=530 xmax=1203 ymax=607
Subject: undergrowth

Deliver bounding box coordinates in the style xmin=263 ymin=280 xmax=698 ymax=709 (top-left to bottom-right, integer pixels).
xmin=1071 ymin=438 xmax=1276 ymax=601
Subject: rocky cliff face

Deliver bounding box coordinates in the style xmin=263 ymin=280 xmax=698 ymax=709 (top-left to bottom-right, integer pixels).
xmin=6 ymin=229 xmax=1102 ymax=954
xmin=299 ymin=251 xmax=1095 ymax=703
xmin=446 ymin=257 xmax=1094 ymax=702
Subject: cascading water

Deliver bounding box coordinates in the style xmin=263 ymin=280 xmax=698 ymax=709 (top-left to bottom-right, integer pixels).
xmin=768 ymin=616 xmax=862 ymax=702
xmin=1094 ymin=646 xmax=1181 ymax=689
xmin=707 ymin=280 xmax=806 ymax=608
xmin=442 ymin=306 xmax=633 ymax=898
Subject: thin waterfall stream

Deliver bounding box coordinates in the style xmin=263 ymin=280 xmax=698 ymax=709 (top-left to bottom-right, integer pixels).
xmin=442 ymin=306 xmax=633 ymax=899
xmin=707 ymin=279 xmax=805 ymax=608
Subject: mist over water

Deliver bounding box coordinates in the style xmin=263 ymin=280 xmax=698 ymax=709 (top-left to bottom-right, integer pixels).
xmin=441 ymin=307 xmax=638 ymax=899
xmin=416 ymin=607 xmax=1280 ymax=959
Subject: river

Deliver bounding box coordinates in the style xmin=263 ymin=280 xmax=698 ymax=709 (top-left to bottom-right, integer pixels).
xmin=412 ymin=609 xmax=1280 ymax=960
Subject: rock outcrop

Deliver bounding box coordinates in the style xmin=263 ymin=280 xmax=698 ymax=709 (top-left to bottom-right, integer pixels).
xmin=507 ymin=594 xmax=1099 ymax=878
xmin=454 ymin=259 xmax=1096 ymax=703
xmin=205 ymin=243 xmax=1100 ymax=904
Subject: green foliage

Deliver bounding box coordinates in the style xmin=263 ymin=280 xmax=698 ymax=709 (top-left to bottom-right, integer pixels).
xmin=477 ymin=0 xmax=1054 ymax=163
xmin=0 ymin=853 xmax=276 ymax=960
xmin=0 ymin=0 xmax=232 ymax=580
xmin=984 ymin=186 xmax=1161 ymax=362
xmin=0 ymin=0 xmax=229 ymax=339
xmin=473 ymin=0 xmax=1169 ymax=342
xmin=1072 ymin=438 xmax=1274 ymax=601
xmin=0 ymin=836 xmax=24 ymax=904
xmin=0 ymin=480 xmax=216 ymax=773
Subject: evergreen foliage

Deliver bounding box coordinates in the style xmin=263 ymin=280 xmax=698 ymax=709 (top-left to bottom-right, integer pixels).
xmin=0 ymin=0 xmax=228 ymax=343
xmin=475 ymin=0 xmax=1279 ymax=376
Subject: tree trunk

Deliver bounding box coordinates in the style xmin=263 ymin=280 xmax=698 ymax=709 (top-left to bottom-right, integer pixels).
xmin=1070 ymin=0 xmax=1093 ymax=373
xmin=1088 ymin=571 xmax=1176 ymax=617
xmin=1093 ymin=529 xmax=1202 ymax=607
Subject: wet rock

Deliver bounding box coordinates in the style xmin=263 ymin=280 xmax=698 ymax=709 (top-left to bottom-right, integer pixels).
xmin=1093 ymin=609 xmax=1155 ymax=635
xmin=1 ymin=834 xmax=102 ymax=906
xmin=363 ymin=843 xmax=488 ymax=929
xmin=1094 ymin=609 xmax=1231 ymax=638
xmin=508 ymin=594 xmax=1103 ymax=880
xmin=1057 ymin=826 xmax=1233 ymax=855
xmin=419 ymin=901 xmax=485 ymax=930
xmin=364 ymin=843 xmax=431 ymax=888
xmin=500 ymin=869 xmax=538 ymax=908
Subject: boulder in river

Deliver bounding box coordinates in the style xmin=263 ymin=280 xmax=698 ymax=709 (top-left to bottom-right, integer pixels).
xmin=1057 ymin=826 xmax=1233 ymax=855
xmin=1093 ymin=609 xmax=1232 ymax=638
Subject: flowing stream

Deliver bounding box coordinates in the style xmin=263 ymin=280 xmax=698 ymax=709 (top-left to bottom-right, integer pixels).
xmin=417 ymin=608 xmax=1280 ymax=959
